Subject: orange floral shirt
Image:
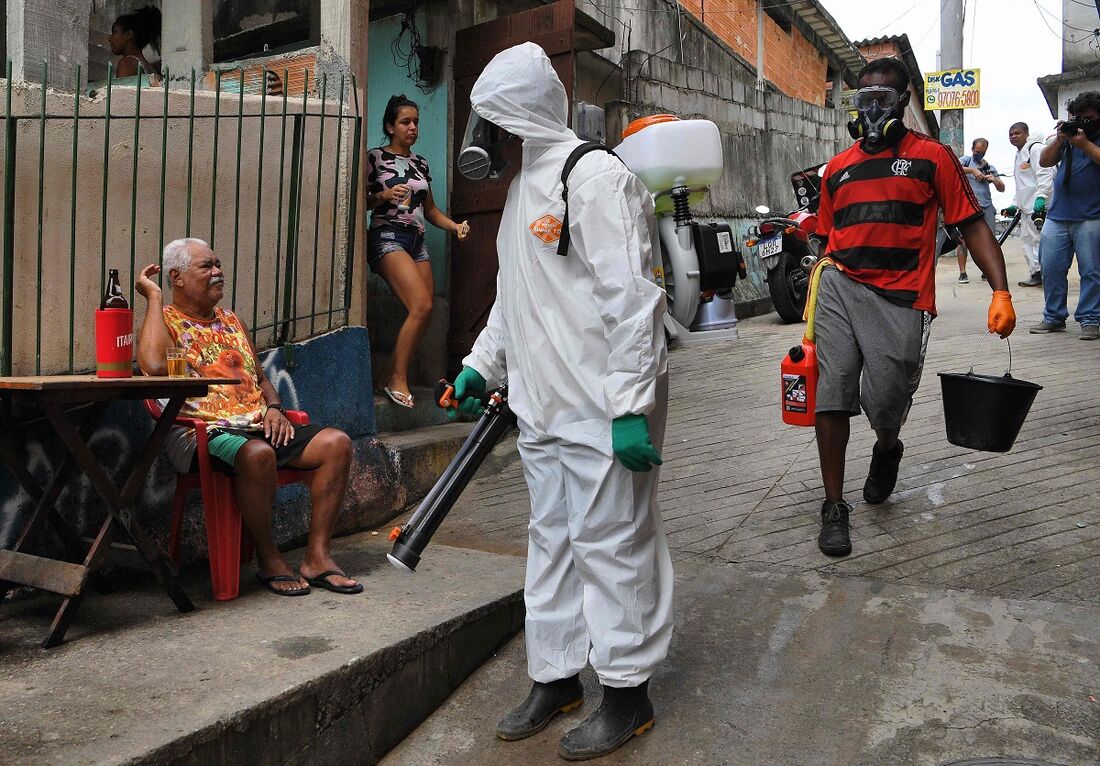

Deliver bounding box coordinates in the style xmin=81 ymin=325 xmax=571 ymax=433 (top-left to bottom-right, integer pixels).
xmin=162 ymin=306 xmax=265 ymax=430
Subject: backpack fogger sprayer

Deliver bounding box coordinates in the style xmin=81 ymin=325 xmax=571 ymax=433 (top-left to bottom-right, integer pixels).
xmin=387 ymin=380 xmax=517 ymax=572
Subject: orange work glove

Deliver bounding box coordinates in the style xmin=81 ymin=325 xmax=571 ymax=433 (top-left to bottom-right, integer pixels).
xmin=987 ymin=290 xmax=1016 ymax=338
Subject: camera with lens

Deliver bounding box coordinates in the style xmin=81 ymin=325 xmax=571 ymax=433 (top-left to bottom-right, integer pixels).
xmin=1060 ymin=120 xmax=1085 ymax=136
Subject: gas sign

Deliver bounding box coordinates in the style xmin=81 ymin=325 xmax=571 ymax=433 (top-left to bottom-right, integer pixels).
xmin=924 ymin=68 xmax=981 ymax=110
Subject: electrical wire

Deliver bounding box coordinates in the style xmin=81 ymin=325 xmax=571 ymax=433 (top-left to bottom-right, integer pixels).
xmin=1033 ymin=0 xmax=1100 ymax=34
xmin=390 ymin=5 xmax=437 ymax=94
xmin=905 ymin=0 xmax=953 ymax=52
xmin=880 ymin=0 xmax=925 ymax=31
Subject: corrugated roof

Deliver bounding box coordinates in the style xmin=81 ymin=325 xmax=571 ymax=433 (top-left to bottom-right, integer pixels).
xmin=784 ymin=0 xmax=867 ymax=84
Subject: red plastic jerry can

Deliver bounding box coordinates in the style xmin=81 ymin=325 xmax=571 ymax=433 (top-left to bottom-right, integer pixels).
xmin=781 ymin=340 xmax=817 ymax=426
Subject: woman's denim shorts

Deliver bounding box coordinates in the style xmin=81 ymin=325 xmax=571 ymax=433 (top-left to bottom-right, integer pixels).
xmin=368 ymin=224 xmax=430 ymax=272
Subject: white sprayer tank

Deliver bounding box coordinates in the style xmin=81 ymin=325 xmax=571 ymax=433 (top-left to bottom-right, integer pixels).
xmin=614 ymin=117 xmax=723 ymax=195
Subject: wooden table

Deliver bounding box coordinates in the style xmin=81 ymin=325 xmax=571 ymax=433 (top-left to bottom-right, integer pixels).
xmin=0 ymin=375 xmax=237 ymax=647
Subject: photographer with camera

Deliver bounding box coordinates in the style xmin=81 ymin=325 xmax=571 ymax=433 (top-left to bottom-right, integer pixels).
xmin=956 ymin=138 xmax=1005 ymax=284
xmin=1029 ymin=92 xmax=1100 ymax=340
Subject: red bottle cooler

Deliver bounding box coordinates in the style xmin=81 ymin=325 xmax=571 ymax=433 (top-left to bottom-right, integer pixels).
xmin=95 ymin=308 xmax=134 ymax=378
xmin=781 ymin=340 xmax=817 ymax=426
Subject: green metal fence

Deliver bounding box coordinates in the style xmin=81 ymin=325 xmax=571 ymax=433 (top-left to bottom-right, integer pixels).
xmin=0 ymin=61 xmax=362 ymax=376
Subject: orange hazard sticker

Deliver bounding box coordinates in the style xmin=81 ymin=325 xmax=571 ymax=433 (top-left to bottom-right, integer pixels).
xmin=529 ymin=214 xmax=563 ymax=244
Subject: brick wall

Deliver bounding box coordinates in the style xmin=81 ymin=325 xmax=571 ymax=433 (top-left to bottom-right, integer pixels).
xmin=679 ymin=0 xmax=829 ymax=105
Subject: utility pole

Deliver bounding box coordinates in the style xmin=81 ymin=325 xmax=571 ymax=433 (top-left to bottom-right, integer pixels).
xmin=939 ymin=0 xmax=965 ymax=155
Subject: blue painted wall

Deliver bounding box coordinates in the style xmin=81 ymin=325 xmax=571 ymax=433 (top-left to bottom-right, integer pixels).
xmin=367 ymin=13 xmax=451 ymax=294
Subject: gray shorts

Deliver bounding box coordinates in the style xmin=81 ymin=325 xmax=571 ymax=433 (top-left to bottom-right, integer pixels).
xmin=980 ymin=204 xmax=996 ymax=232
xmin=815 ymin=268 xmax=933 ymax=431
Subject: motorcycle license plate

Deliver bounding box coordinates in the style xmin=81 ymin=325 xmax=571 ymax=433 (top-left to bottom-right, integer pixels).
xmin=759 ymin=234 xmax=784 ymax=258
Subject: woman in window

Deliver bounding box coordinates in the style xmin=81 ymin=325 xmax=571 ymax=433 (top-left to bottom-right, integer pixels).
xmin=109 ymin=6 xmax=161 ymax=80
xmin=367 ymin=94 xmax=469 ymax=409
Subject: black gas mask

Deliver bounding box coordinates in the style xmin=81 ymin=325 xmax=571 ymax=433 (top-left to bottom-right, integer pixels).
xmin=457 ymin=111 xmax=513 ymax=181
xmin=847 ymin=86 xmax=907 ymax=146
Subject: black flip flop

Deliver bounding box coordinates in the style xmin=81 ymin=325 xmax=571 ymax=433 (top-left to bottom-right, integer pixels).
xmin=302 ymin=569 xmax=364 ymax=594
xmin=256 ymin=572 xmax=310 ymax=596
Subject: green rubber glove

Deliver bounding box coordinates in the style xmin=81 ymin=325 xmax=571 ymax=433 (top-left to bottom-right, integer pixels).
xmin=1002 ymin=205 xmax=1018 ymax=217
xmin=449 ymin=366 xmax=487 ymax=419
xmin=1033 ymin=197 xmax=1046 ymax=214
xmin=611 ymin=414 xmax=662 ymax=472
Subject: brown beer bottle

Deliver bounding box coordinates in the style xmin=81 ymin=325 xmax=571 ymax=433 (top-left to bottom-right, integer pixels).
xmin=101 ymin=269 xmax=128 ymax=310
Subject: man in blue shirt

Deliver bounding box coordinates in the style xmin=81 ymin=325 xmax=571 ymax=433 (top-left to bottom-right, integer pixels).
xmin=957 ymin=137 xmax=1005 ymax=284
xmin=1030 ymin=91 xmax=1100 ymax=340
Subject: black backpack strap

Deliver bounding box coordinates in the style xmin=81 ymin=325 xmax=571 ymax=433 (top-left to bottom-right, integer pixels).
xmin=556 ymin=141 xmax=620 ymax=256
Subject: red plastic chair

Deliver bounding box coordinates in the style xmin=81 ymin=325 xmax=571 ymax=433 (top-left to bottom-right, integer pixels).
xmin=144 ymin=399 xmax=314 ymax=601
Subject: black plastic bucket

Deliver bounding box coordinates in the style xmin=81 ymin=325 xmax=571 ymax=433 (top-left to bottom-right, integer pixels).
xmin=938 ymin=337 xmax=1041 ymax=453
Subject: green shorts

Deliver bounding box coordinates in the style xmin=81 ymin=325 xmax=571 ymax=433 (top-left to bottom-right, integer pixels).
xmin=193 ymin=424 xmax=324 ymax=474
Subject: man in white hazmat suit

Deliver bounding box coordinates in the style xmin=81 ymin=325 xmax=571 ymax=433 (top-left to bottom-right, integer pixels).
xmin=1008 ymin=121 xmax=1055 ymax=286
xmin=450 ymin=42 xmax=673 ymax=760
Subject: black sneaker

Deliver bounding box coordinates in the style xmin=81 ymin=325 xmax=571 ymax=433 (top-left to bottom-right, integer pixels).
xmin=1018 ymin=273 xmax=1043 ymax=287
xmin=818 ymin=500 xmax=852 ymax=557
xmin=863 ymin=440 xmax=904 ymax=504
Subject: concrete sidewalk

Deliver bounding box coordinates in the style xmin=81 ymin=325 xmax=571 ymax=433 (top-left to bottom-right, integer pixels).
xmin=0 ymin=535 xmax=524 ymax=766
xmin=392 ymin=242 xmax=1100 ymax=764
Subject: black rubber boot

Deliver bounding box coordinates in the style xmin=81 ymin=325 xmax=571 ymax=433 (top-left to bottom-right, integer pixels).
xmin=818 ymin=499 xmax=852 ymax=557
xmin=558 ymin=681 xmax=655 ymax=761
xmin=863 ymin=440 xmax=904 ymax=504
xmin=495 ymin=675 xmax=584 ymax=741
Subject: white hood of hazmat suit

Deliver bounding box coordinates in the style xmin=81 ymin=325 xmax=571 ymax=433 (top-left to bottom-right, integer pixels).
xmin=465 ymin=42 xmax=668 ymax=434
xmin=462 ymin=43 xmax=673 ymax=688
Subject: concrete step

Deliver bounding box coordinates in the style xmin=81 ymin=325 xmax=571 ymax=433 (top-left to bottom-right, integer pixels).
xmin=0 ymin=534 xmax=524 ymax=766
xmin=373 ymin=385 xmax=453 ymax=433
xmin=369 ymin=416 xmax=520 ymax=539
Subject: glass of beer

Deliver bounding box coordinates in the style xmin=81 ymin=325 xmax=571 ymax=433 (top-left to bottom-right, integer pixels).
xmin=166 ymin=347 xmax=187 ymax=378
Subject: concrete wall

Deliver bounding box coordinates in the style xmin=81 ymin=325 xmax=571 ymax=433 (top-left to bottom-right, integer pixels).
xmin=1054 ymin=78 xmax=1100 ymax=120
xmin=0 ymin=80 xmax=353 ymax=375
xmin=1063 ymin=0 xmax=1100 ymax=71
xmin=0 ymin=325 xmax=400 ymax=564
xmin=678 ymin=0 xmax=830 ymax=105
xmin=6 ymin=0 xmax=94 ymax=86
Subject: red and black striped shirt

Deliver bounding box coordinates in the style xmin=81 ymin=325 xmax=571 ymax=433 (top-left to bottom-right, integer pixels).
xmin=817 ymin=131 xmax=983 ymax=314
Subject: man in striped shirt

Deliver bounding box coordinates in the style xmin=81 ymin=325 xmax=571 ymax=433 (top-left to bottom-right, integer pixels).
xmin=812 ymin=57 xmax=1017 ymax=557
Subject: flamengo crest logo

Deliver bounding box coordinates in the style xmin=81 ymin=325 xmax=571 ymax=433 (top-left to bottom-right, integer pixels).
xmin=891 ymin=158 xmax=912 ymax=176
xmin=530 ymin=214 xmax=563 ymax=244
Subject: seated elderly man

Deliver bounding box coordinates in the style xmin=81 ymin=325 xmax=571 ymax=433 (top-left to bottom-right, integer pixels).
xmin=135 ymin=237 xmax=360 ymax=596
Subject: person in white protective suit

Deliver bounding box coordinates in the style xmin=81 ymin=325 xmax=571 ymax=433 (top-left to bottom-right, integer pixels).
xmin=1008 ymin=121 xmax=1055 ymax=287
xmin=449 ymin=42 xmax=673 ymax=761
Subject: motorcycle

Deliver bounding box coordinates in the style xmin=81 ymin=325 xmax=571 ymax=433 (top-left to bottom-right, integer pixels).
xmin=746 ymin=164 xmax=826 ymax=323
